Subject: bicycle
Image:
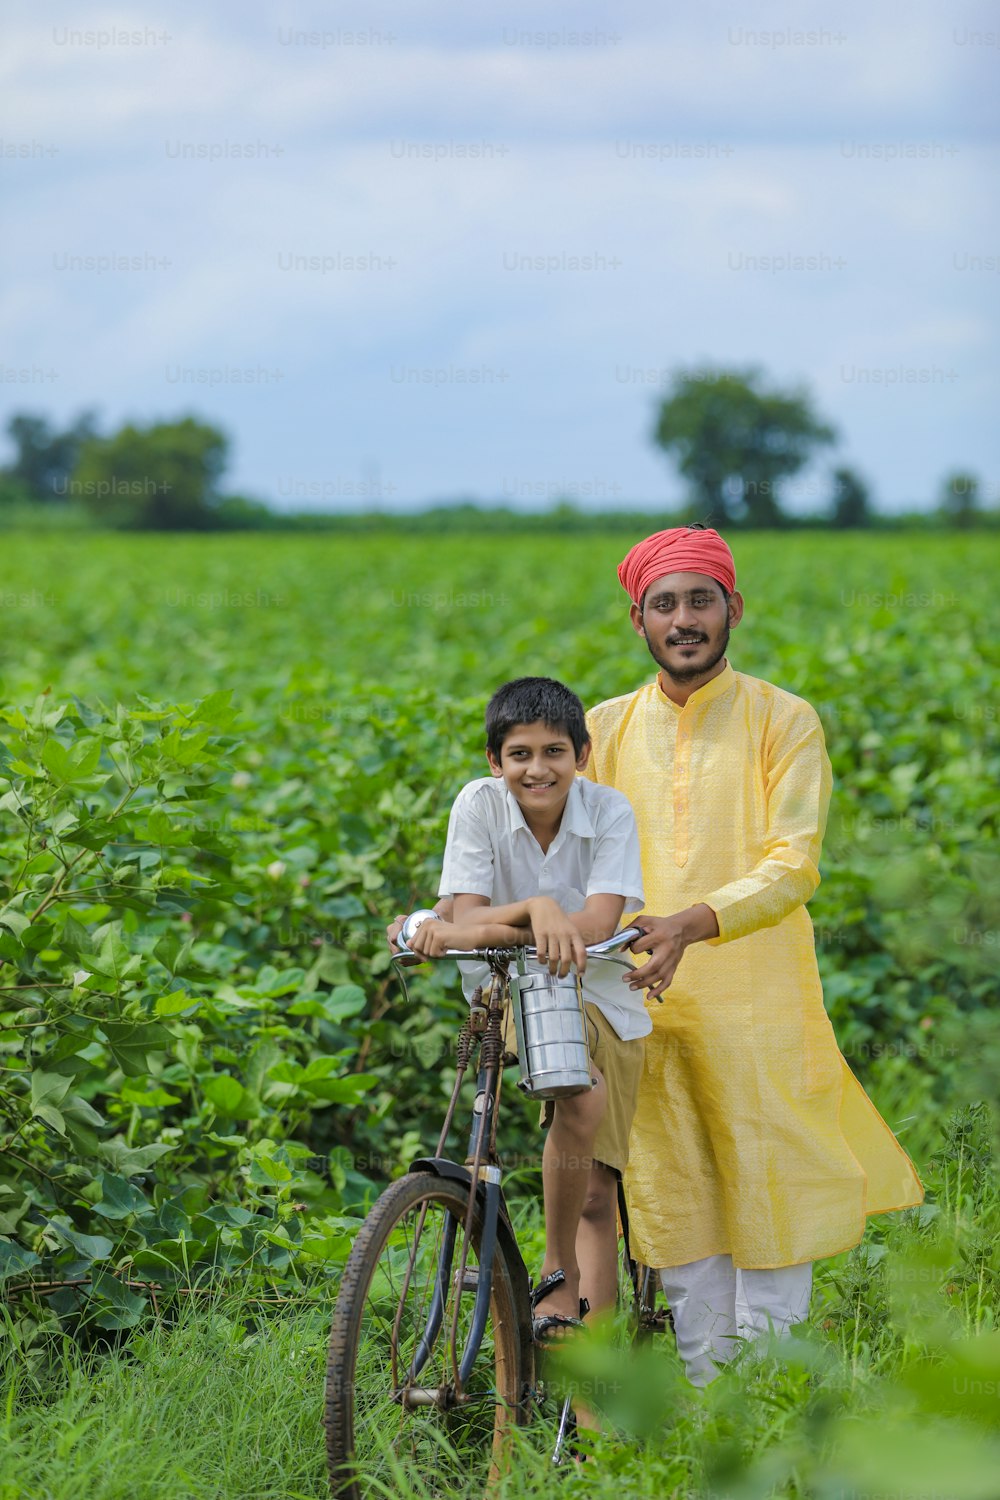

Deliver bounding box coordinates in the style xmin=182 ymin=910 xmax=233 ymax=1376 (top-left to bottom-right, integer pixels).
xmin=323 ymin=922 xmax=649 ymax=1500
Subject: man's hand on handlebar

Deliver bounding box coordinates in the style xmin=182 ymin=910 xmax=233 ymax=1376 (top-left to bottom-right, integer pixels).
xmin=623 ymin=904 xmax=719 ymax=1001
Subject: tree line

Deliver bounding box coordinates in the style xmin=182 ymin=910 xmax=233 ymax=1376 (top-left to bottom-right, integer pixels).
xmin=0 ymin=368 xmax=989 ymax=529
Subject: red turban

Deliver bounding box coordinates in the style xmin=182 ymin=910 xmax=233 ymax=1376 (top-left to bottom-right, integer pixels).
xmin=618 ymin=527 xmax=736 ymax=606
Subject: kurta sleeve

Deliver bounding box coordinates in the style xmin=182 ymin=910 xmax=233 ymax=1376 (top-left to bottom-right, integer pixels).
xmin=700 ymin=702 xmax=832 ymax=943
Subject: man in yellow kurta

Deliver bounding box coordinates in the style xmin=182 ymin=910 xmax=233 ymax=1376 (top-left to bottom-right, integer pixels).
xmin=583 ymin=525 xmax=923 ymax=1384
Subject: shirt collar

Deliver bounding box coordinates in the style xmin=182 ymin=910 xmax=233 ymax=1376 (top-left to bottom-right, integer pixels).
xmin=654 ymin=659 xmax=736 ymax=713
xmin=504 ymin=776 xmax=595 ymax=841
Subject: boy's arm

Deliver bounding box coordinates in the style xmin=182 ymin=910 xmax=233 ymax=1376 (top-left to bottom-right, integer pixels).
xmin=567 ymin=892 xmax=626 ymax=945
xmin=410 ymin=893 xmax=587 ymax=976
xmin=386 ymin=896 xmax=454 ymax=952
xmin=458 ymin=894 xmax=625 ymax=946
xmin=412 ymin=892 xmax=627 ymax=956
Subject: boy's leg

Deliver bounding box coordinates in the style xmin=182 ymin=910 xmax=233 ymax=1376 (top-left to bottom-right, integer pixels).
xmin=574 ymin=1005 xmax=645 ymax=1319
xmin=577 ymin=1162 xmax=619 ymax=1317
xmin=571 ymin=1161 xmax=619 ymax=1440
xmin=538 ymin=1066 xmax=607 ymax=1322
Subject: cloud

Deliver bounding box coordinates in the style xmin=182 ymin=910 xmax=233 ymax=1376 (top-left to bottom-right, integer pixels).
xmin=1 ymin=0 xmax=996 ymax=509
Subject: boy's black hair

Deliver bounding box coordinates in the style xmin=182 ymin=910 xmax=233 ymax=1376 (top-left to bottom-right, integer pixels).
xmin=485 ymin=677 xmax=590 ymax=759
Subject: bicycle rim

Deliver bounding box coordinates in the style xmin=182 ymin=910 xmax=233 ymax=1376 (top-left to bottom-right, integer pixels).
xmin=325 ymin=1172 xmax=527 ymax=1500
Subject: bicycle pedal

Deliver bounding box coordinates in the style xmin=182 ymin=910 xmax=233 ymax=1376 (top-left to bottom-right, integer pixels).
xmin=642 ymin=1309 xmax=674 ymax=1335
xmin=456 ymin=1267 xmax=479 ymax=1292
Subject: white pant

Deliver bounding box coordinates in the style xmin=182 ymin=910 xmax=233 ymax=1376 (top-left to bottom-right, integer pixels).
xmin=659 ymin=1253 xmax=813 ymax=1386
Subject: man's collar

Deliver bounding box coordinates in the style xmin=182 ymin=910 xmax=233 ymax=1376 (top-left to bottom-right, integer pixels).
xmin=655 ymin=659 xmax=736 ymax=712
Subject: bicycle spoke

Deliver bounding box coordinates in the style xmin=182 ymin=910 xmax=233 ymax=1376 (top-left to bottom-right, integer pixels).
xmin=326 ymin=1174 xmax=527 ymax=1500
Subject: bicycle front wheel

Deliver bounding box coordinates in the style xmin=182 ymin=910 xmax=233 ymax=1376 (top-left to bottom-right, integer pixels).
xmin=325 ymin=1171 xmax=529 ymax=1500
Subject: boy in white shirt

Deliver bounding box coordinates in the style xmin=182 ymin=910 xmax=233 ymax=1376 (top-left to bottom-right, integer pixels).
xmin=407 ymin=677 xmax=648 ymax=1341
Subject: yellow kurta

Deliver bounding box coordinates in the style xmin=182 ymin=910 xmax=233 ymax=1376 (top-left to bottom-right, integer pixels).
xmin=584 ymin=663 xmax=924 ymax=1269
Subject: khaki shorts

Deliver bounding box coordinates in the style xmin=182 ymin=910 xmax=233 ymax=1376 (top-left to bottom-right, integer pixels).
xmin=503 ymin=1000 xmax=645 ymax=1176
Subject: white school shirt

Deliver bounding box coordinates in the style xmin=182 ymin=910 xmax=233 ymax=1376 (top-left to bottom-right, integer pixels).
xmin=437 ymin=775 xmax=650 ymax=1041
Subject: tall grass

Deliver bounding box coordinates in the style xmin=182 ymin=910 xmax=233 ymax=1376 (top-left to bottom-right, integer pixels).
xmin=2 ymin=1294 xmax=330 ymax=1500
xmin=4 ymin=1098 xmax=999 ymax=1500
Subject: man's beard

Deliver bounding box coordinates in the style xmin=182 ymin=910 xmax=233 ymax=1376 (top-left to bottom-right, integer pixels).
xmin=645 ymin=619 xmax=730 ymax=684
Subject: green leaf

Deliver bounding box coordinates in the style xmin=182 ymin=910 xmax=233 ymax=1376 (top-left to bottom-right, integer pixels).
xmin=98 ymin=1140 xmax=177 ymax=1174
xmin=34 ymin=1104 xmax=67 ymax=1135
xmin=154 ymin=989 xmax=201 ymax=1017
xmin=200 ymin=1204 xmax=256 ymax=1228
xmin=192 ymin=688 xmax=237 ymax=726
xmin=21 ymin=919 xmax=56 ymax=952
xmin=47 ymin=1031 xmax=97 ymax=1065
xmin=40 ymin=737 xmax=73 ymax=783
xmin=100 ymin=1021 xmax=173 ymax=1077
xmin=92 ymin=1172 xmax=151 ymax=1221
xmin=256 ymin=965 xmax=305 ymax=997
xmin=152 ymin=933 xmax=191 ymax=974
xmin=89 ymin=929 xmax=143 ymax=984
xmin=41 ymin=736 xmax=105 ymax=787
xmin=62 ymin=1093 xmax=106 ymax=1129
xmin=288 ymin=985 xmax=367 ymax=1020
xmin=201 ymin=1074 xmax=248 ymax=1116
xmin=86 ymin=1270 xmax=147 ymax=1330
xmin=325 ymin=984 xmax=367 ymax=1020
xmin=0 ymin=1192 xmax=31 ymax=1236
xmin=31 ymin=1071 xmax=73 ymax=1111
xmin=300 ymin=1074 xmax=378 ymax=1104
xmin=0 ymin=903 xmax=30 ymax=939
xmin=249 ymin=1155 xmax=292 ymax=1186
xmin=58 ymin=913 xmax=93 ymax=958
xmin=299 ymin=1224 xmax=354 ymax=1263
xmin=297 ymin=1058 xmax=378 ymax=1103
xmin=119 ymin=1081 xmax=182 ymax=1107
xmin=146 ymin=807 xmax=177 ymax=844
xmin=327 ymin=895 xmax=366 ymax=919
xmin=285 ymin=998 xmax=326 ymax=1017
xmin=0 ymin=1238 xmax=41 ymax=1282
xmin=51 ymin=1219 xmax=115 ymax=1264
xmin=131 ymin=1237 xmax=208 ymax=1272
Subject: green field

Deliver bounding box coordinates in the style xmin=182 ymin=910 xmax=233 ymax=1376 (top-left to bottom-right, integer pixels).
xmin=2 ymin=530 xmax=999 ymax=1497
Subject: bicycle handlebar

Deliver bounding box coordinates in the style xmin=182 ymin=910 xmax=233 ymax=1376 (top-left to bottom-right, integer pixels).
xmin=392 ymin=921 xmax=646 ymax=967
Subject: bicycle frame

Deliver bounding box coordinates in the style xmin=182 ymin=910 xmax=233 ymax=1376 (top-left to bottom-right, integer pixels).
xmin=389 ymin=927 xmax=644 ymax=1407
xmin=402 ymin=960 xmax=521 ymax=1400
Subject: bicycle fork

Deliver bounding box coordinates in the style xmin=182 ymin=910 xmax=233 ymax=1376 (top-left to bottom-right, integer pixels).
xmin=404 ymin=1169 xmax=502 ymax=1395
xmin=401 ymin=1018 xmax=504 ymax=1403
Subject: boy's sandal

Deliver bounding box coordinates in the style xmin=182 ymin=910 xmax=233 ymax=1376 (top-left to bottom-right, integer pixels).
xmin=530 ymin=1268 xmax=590 ymax=1345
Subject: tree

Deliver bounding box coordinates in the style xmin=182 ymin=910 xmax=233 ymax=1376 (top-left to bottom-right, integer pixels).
xmin=3 ymin=409 xmax=99 ymax=499
xmin=72 ymin=416 xmax=229 ymax=529
xmin=652 ymin=367 xmax=836 ymax=526
xmin=830 ymin=466 xmax=873 ymax=528
xmin=938 ymin=471 xmax=979 ymax=530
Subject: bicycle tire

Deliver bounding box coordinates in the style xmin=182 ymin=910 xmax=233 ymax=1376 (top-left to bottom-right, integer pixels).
xmin=325 ymin=1171 xmax=529 ymax=1500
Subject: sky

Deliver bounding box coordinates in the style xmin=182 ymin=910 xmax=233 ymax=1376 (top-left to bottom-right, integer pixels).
xmin=1 ymin=0 xmax=998 ymax=515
